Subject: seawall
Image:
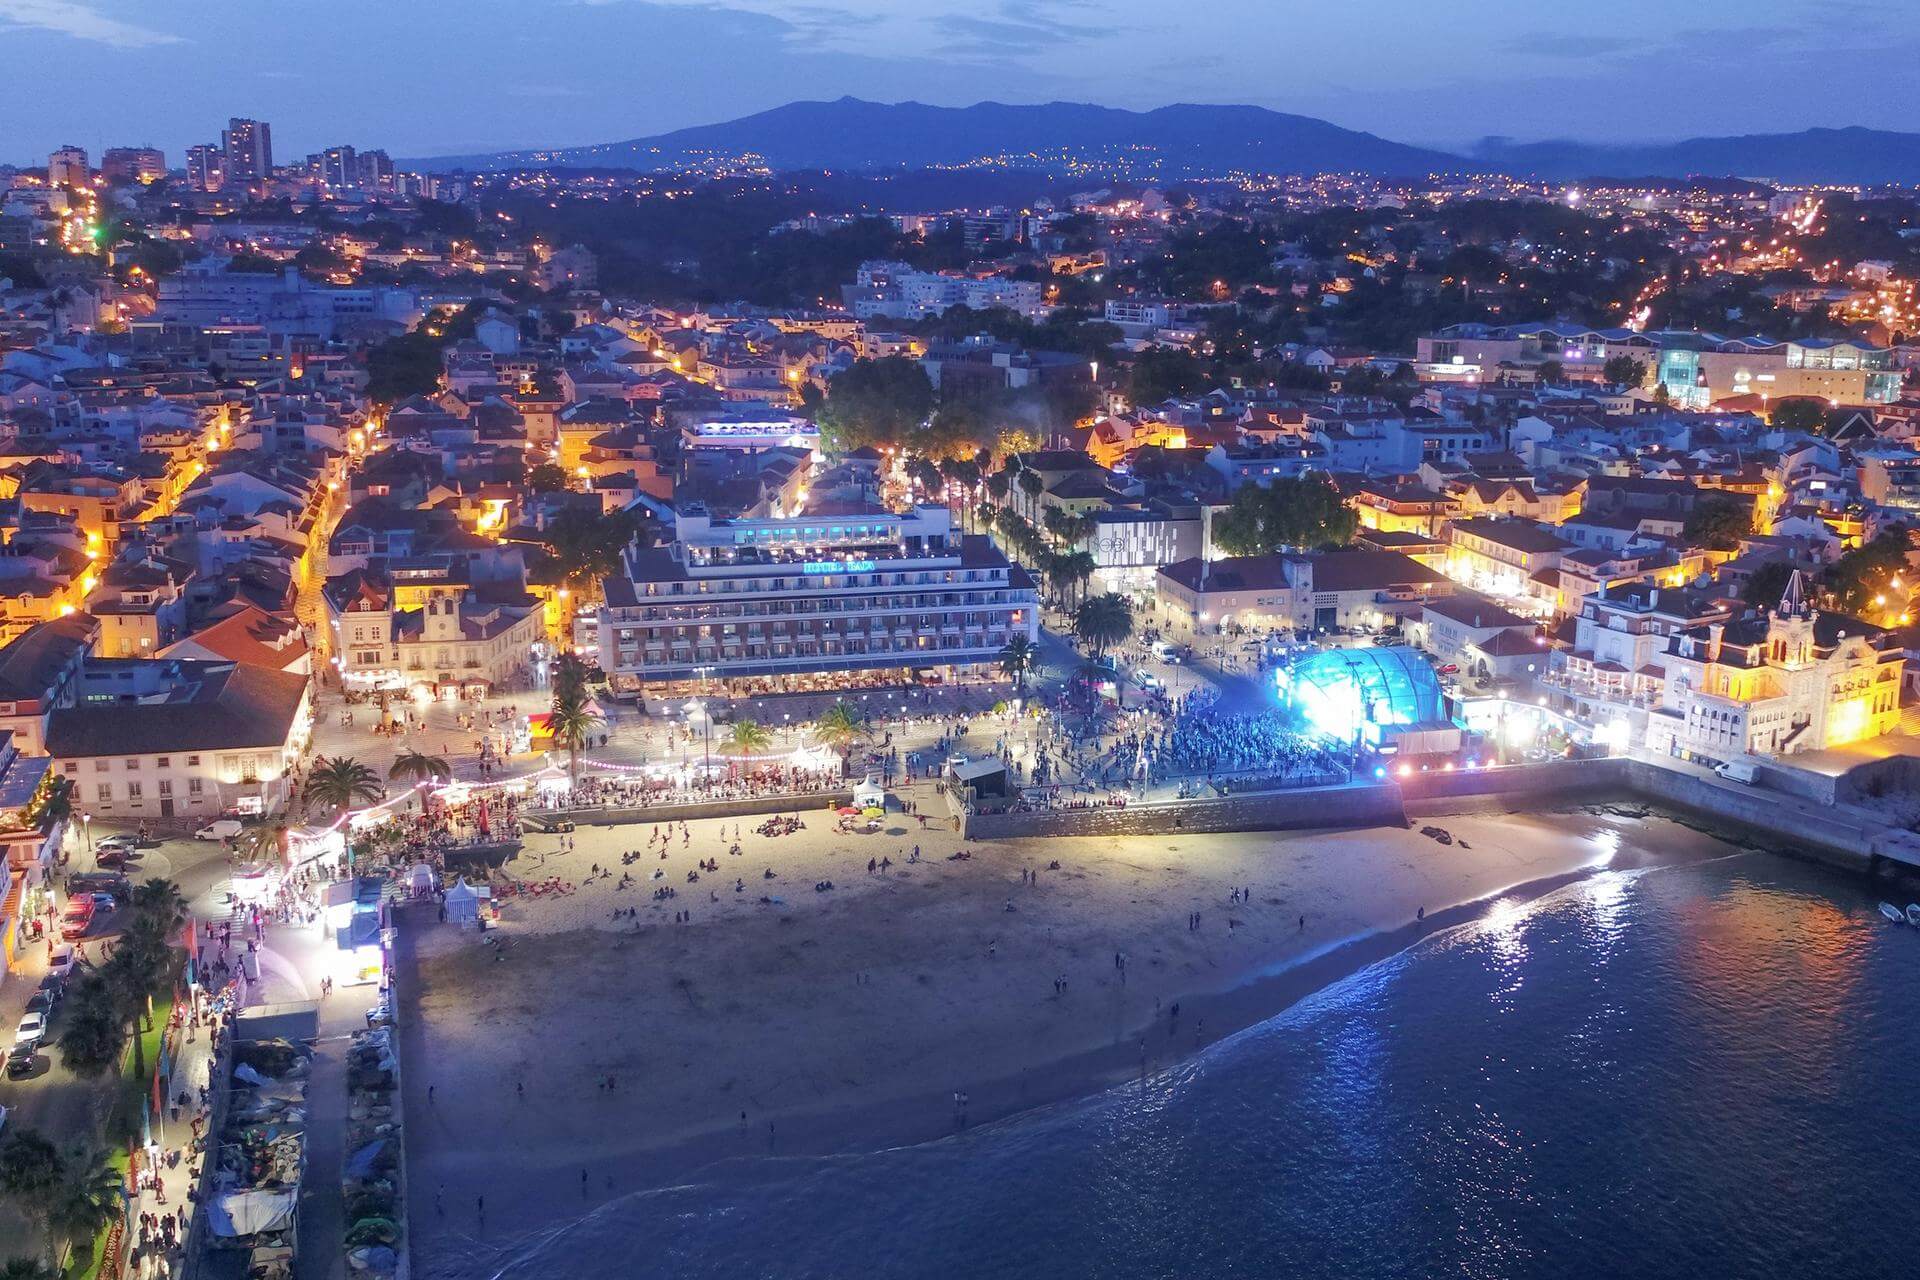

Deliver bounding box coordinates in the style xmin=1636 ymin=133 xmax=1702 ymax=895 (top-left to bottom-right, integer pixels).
xmin=536 ymin=791 xmax=855 ymax=827
xmin=962 ymin=782 xmax=1407 ymax=841
xmin=964 ymin=756 xmax=1919 ymax=877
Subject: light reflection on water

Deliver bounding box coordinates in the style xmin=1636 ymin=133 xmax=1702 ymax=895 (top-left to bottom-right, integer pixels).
xmin=435 ymin=850 xmax=1920 ymax=1280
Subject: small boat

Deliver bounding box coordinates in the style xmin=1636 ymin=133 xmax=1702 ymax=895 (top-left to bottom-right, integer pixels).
xmin=1879 ymin=902 xmax=1906 ymax=924
xmin=1907 ymin=904 xmax=1920 ymax=927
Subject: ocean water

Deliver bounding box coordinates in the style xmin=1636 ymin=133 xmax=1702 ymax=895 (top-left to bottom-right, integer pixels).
xmin=447 ymin=851 xmax=1920 ymax=1280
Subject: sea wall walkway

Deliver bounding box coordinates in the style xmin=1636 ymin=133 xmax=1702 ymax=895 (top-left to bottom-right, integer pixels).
xmin=961 ymin=756 xmax=1920 ymax=878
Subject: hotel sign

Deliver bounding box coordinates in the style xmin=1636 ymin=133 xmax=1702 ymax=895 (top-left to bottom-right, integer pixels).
xmin=802 ymin=560 xmax=877 ymax=575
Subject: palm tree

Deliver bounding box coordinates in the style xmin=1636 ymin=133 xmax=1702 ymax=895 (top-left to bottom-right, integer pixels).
xmin=0 ymin=1129 xmax=64 ymax=1265
xmin=548 ymin=685 xmax=602 ymax=788
xmin=388 ymin=749 xmax=451 ymax=787
xmin=983 ymin=470 xmax=1011 ymax=503
xmin=128 ymin=879 xmax=188 ymax=943
xmin=1042 ymin=505 xmax=1077 ymax=549
xmin=46 ymin=1146 xmax=119 ymax=1269
xmin=1015 ymin=468 xmax=1043 ymax=519
xmin=53 ymin=972 xmax=127 ymax=1080
xmin=0 ymin=1257 xmax=58 ymax=1280
xmin=998 ymin=635 xmax=1036 ymax=690
xmin=724 ymin=719 xmax=772 ymax=757
xmin=304 ymin=756 xmax=384 ymax=818
xmin=233 ymin=819 xmax=290 ymax=867
xmin=1060 ymin=550 xmax=1098 ymax=610
xmin=551 ymin=651 xmax=592 ymax=701
xmin=811 ymin=701 xmax=866 ymax=772
xmin=1073 ymin=592 xmax=1134 ymax=661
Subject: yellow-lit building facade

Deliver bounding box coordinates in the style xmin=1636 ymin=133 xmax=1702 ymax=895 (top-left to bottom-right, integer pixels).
xmin=1648 ymin=575 xmax=1904 ymax=762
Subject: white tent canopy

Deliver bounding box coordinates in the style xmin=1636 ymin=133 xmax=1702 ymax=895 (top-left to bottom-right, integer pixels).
xmin=208 ymin=1188 xmax=297 ymax=1237
xmin=444 ymin=876 xmax=490 ymax=927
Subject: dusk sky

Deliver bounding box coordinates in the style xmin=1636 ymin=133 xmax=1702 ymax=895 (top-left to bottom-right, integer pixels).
xmin=4 ymin=0 xmax=1918 ymax=163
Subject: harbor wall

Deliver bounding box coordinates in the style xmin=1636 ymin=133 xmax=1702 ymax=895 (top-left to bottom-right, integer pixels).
xmin=963 ymin=756 xmax=1913 ymax=875
xmin=537 ymin=792 xmax=853 ymax=827
xmin=961 ymin=783 xmax=1407 ymax=840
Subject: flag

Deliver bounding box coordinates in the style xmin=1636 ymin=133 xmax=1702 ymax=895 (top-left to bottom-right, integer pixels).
xmin=141 ymin=1096 xmax=151 ymax=1148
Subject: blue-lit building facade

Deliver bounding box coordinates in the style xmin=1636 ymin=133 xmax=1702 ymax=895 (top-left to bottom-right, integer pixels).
xmin=597 ymin=505 xmax=1039 ymax=697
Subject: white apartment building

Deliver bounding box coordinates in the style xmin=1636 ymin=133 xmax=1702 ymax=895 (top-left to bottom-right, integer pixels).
xmin=597 ymin=505 xmax=1039 ymax=698
xmin=844 ymin=261 xmax=1045 ymax=320
xmin=46 ymin=659 xmax=312 ymax=818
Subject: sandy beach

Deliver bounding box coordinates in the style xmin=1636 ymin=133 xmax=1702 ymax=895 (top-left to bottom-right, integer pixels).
xmin=396 ymin=792 xmax=1727 ymax=1255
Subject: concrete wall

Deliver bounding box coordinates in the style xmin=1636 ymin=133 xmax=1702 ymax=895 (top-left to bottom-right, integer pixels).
xmin=963 ymin=756 xmax=1898 ymax=873
xmin=1400 ymin=757 xmax=1631 ymax=813
xmin=962 ymin=783 xmax=1407 ymax=840
xmin=1618 ymin=760 xmax=1880 ymax=865
xmin=541 ymin=792 xmax=854 ymax=827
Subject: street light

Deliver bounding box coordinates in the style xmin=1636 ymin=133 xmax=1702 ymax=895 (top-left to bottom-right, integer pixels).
xmin=81 ymin=812 xmax=92 ymax=850
xmin=683 ymin=699 xmax=711 ymax=776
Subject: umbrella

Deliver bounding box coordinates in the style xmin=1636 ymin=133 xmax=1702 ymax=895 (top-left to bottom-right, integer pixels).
xmin=861 ymin=807 xmax=884 ymax=818
xmin=837 ymin=806 xmax=859 ymax=816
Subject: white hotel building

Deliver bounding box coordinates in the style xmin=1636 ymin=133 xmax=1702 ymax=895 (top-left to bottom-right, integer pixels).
xmin=596 ymin=505 xmax=1040 ymax=698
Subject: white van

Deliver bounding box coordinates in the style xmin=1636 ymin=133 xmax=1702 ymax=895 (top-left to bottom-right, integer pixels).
xmin=196 ymin=819 xmax=244 ymax=841
xmin=1714 ymin=760 xmax=1758 ymax=786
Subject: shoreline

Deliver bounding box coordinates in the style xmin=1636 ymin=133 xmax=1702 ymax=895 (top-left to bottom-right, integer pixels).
xmin=499 ymin=854 xmax=1663 ymax=1197
xmin=398 ymin=800 xmax=1743 ymax=1269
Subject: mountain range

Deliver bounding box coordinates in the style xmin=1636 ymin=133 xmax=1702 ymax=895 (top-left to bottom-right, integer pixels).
xmin=421 ymin=99 xmax=1920 ymax=186
xmin=1470 ymin=127 xmax=1920 ymax=186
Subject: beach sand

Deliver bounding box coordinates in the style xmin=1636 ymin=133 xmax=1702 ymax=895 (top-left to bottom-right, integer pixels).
xmin=397 ymin=792 xmax=1713 ymax=1254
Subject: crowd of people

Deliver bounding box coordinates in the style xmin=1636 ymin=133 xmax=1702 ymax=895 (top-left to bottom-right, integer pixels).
xmin=1141 ymin=704 xmax=1351 ymax=786
xmin=543 ymin=764 xmax=848 ymax=812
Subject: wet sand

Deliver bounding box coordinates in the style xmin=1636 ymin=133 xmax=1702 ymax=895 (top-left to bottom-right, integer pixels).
xmin=396 ymin=793 xmax=1731 ymax=1257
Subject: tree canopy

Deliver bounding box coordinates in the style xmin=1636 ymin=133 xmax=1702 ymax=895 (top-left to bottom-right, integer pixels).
xmin=1126 ymin=348 xmax=1211 ymax=407
xmin=364 ymin=332 xmax=444 ymax=402
xmin=1211 ymin=477 xmax=1358 ymax=557
xmin=1770 ymin=397 xmax=1829 ymax=435
xmin=1683 ymin=493 xmax=1754 ymax=552
xmin=817 ymin=357 xmax=935 ymax=451
xmin=1825 ymin=528 xmax=1911 ymax=613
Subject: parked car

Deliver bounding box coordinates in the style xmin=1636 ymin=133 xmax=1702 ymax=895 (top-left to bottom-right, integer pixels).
xmin=87 ymin=893 xmax=117 ymax=911
xmin=5 ymin=1045 xmax=34 ymax=1079
xmin=196 ymin=819 xmax=244 ymax=841
xmin=13 ymin=1011 xmax=47 ymax=1050
xmin=95 ymin=834 xmax=137 ymax=854
xmin=36 ymin=974 xmax=63 ymax=1006
xmin=25 ymin=990 xmax=55 ymax=1019
xmin=47 ymin=944 xmax=75 ymax=978
xmin=60 ymin=900 xmax=94 ymax=940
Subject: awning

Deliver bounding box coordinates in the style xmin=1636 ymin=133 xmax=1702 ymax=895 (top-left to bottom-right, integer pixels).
xmin=208 ymin=1188 xmax=297 ymax=1237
